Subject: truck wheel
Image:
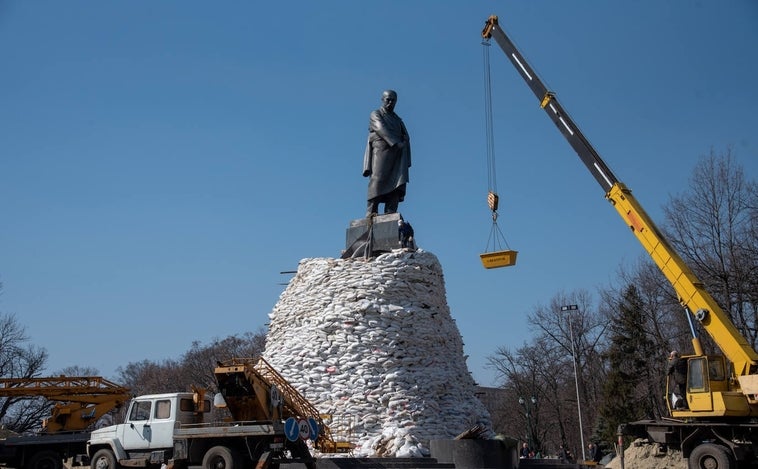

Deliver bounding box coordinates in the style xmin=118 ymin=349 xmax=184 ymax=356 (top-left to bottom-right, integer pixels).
xmin=201 ymin=446 xmax=240 ymax=469
xmin=90 ymin=449 xmax=118 ymax=469
xmin=27 ymin=450 xmax=62 ymax=469
xmin=688 ymin=443 xmax=734 ymax=469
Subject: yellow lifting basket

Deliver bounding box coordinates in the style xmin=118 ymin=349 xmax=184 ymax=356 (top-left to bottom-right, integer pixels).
xmin=480 ymin=249 xmax=518 ymax=269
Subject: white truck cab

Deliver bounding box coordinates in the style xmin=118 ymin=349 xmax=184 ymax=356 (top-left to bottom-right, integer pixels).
xmin=88 ymin=392 xmax=210 ymax=468
xmin=86 ymin=391 xmax=292 ymax=469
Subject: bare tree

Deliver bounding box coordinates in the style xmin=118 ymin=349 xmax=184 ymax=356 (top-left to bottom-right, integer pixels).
xmin=55 ymin=365 xmax=101 ymax=376
xmin=115 ymin=358 xmax=184 ymax=397
xmin=536 ymin=291 xmax=608 ymax=439
xmin=488 ymin=290 xmax=608 ymax=458
xmin=0 ymin=313 xmax=48 ymax=380
xmin=115 ymin=329 xmax=267 ymax=397
xmin=601 ymin=256 xmax=692 ymax=402
xmin=608 ymin=258 xmax=689 ymax=352
xmin=663 ymin=148 xmax=758 ymax=347
xmin=180 ymin=329 xmax=267 ymax=391
xmin=0 ymin=311 xmax=50 ymax=434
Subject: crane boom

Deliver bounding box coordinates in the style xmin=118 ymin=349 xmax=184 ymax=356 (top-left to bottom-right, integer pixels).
xmin=0 ymin=376 xmax=128 ymax=397
xmin=481 ymin=16 xmax=618 ymax=193
xmin=482 ymin=15 xmax=758 ymax=414
xmin=0 ymin=376 xmax=131 ymax=432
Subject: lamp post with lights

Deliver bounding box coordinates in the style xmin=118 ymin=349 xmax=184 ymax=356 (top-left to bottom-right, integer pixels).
xmin=561 ymin=304 xmax=586 ymax=461
xmin=519 ymin=395 xmax=538 ymax=454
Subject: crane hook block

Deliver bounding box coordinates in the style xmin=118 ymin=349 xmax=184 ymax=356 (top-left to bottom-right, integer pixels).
xmin=487 ymin=191 xmax=499 ymax=212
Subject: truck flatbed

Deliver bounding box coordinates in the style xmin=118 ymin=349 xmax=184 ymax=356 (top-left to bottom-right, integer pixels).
xmin=2 ymin=431 xmax=90 ymax=447
xmin=174 ymin=421 xmax=278 ymax=438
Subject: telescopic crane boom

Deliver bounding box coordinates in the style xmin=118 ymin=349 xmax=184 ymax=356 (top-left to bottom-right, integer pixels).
xmin=0 ymin=376 xmax=130 ymax=432
xmin=482 ymin=14 xmax=758 ymax=418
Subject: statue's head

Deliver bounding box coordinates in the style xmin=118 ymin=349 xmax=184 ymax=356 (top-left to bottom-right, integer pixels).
xmin=381 ymin=90 xmax=397 ymax=112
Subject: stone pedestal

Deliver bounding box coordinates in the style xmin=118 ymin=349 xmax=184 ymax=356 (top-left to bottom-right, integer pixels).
xmin=343 ymin=213 xmax=403 ymax=257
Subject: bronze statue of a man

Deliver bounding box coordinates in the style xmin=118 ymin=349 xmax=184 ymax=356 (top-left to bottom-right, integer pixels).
xmin=363 ymin=89 xmax=411 ymax=217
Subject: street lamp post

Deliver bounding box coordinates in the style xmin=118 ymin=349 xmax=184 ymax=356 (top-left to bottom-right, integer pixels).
xmin=561 ymin=304 xmax=586 ymax=461
xmin=519 ymin=395 xmax=537 ymax=454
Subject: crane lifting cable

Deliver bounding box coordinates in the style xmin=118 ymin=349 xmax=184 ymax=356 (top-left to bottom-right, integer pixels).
xmin=480 ymin=36 xmax=517 ymax=269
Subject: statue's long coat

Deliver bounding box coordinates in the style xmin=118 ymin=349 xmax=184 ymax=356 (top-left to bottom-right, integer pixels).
xmin=362 ymin=107 xmax=411 ymax=202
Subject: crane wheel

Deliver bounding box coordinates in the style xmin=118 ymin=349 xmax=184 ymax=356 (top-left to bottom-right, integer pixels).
xmin=90 ymin=449 xmax=119 ymax=469
xmin=688 ymin=443 xmax=734 ymax=469
xmin=27 ymin=450 xmax=62 ymax=469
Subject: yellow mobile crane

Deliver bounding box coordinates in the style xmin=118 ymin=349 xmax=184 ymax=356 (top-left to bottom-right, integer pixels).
xmin=0 ymin=376 xmax=130 ymax=469
xmin=483 ymin=14 xmax=758 ymax=468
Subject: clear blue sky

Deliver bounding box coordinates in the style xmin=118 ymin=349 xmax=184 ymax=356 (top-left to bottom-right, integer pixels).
xmin=1 ymin=2 xmax=756 ymax=387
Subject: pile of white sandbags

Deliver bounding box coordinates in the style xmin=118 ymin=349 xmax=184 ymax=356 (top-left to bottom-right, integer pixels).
xmin=263 ymin=249 xmax=493 ymax=458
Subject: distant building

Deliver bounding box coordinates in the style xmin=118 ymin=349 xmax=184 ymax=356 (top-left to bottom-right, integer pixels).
xmin=474 ymin=386 xmax=511 ymax=434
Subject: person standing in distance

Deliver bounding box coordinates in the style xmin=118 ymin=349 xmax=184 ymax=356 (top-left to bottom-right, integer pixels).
xmin=363 ymin=89 xmax=411 ymax=217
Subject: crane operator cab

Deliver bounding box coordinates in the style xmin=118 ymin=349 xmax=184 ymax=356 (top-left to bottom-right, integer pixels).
xmin=667 ymin=353 xmax=729 ymax=415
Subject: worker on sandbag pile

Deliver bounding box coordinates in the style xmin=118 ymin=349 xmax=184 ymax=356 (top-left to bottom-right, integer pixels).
xmin=398 ymin=218 xmax=415 ymax=250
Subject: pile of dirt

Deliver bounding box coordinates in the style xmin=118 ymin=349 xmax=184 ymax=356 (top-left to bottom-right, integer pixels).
xmin=604 ymin=439 xmax=685 ymax=469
